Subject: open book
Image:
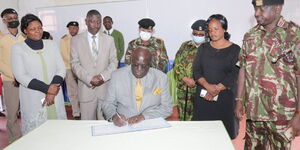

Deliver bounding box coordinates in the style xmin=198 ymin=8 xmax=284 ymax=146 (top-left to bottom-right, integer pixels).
xmin=91 ymin=117 xmax=171 ymax=136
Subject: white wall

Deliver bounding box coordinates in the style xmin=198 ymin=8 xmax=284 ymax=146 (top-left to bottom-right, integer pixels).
xmin=0 ymin=0 xmax=299 ymax=60
xmin=0 ymin=0 xmax=18 ymax=30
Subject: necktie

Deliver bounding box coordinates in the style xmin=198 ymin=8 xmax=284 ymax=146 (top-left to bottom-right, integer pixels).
xmin=108 ymin=31 xmax=110 ymax=35
xmin=92 ymin=35 xmax=98 ymax=57
xmin=135 ymin=79 xmax=143 ymax=110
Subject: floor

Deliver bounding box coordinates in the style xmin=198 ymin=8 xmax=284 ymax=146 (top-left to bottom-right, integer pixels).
xmin=0 ymin=107 xmax=299 ymax=150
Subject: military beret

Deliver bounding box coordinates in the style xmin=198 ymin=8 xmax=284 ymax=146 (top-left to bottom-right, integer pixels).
xmin=138 ymin=18 xmax=155 ymax=29
xmin=66 ymin=21 xmax=79 ymax=27
xmin=252 ymin=0 xmax=284 ymax=7
xmin=1 ymin=8 xmax=18 ymax=18
xmin=191 ymin=20 xmax=207 ymax=31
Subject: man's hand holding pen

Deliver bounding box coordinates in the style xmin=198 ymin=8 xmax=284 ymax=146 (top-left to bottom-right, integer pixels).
xmin=112 ymin=113 xmax=145 ymax=127
xmin=112 ymin=112 xmax=128 ymax=127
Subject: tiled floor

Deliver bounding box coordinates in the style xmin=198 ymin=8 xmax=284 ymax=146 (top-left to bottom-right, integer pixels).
xmin=0 ymin=108 xmax=299 ymax=150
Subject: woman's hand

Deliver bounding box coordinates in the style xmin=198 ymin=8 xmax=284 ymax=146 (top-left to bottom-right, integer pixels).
xmin=204 ymin=83 xmax=220 ymax=96
xmin=203 ymin=93 xmax=213 ymax=101
xmin=182 ymin=77 xmax=196 ymax=88
xmin=47 ymin=84 xmax=60 ymax=95
xmin=43 ymin=94 xmax=56 ymax=106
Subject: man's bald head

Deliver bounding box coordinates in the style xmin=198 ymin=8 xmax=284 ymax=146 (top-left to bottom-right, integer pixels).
xmin=131 ymin=47 xmax=152 ymax=78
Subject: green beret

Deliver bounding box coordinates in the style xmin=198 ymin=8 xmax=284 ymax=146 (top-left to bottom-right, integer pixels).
xmin=138 ymin=18 xmax=155 ymax=29
xmin=252 ymin=0 xmax=284 ymax=7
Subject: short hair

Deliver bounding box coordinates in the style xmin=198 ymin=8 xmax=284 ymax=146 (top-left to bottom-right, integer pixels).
xmin=42 ymin=31 xmax=51 ymax=39
xmin=86 ymin=9 xmax=101 ymax=18
xmin=207 ymin=14 xmax=231 ymax=40
xmin=21 ymin=14 xmax=43 ymax=34
xmin=103 ymin=16 xmax=113 ymax=22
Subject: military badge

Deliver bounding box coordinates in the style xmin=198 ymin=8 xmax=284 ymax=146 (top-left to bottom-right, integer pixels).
xmin=256 ymin=0 xmax=263 ymax=6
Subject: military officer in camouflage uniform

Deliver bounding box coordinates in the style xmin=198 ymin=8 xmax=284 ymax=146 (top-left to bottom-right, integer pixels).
xmin=235 ymin=0 xmax=300 ymax=149
xmin=125 ymin=18 xmax=169 ymax=73
xmin=173 ymin=20 xmax=207 ymax=121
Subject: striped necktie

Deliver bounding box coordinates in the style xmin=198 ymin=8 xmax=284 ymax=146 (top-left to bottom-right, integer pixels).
xmin=92 ymin=35 xmax=98 ymax=57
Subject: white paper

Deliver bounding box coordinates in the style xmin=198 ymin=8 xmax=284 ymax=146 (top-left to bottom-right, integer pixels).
xmin=91 ymin=117 xmax=171 ymax=136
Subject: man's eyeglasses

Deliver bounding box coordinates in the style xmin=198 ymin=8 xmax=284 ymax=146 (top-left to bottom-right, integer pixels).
xmin=3 ymin=17 xmax=18 ymax=21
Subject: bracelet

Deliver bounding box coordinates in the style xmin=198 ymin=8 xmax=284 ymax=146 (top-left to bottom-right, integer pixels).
xmin=295 ymin=111 xmax=300 ymax=115
xmin=235 ymin=98 xmax=242 ymax=101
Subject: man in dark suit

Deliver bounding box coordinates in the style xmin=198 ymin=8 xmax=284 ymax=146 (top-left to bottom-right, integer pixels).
xmin=71 ymin=9 xmax=118 ymax=120
xmin=102 ymin=47 xmax=172 ymax=126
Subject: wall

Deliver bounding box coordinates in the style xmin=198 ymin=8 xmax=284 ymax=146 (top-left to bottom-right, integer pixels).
xmin=0 ymin=0 xmax=299 ymax=60
xmin=0 ymin=0 xmax=18 ymax=30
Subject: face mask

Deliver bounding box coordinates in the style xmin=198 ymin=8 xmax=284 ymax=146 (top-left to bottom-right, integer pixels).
xmin=192 ymin=35 xmax=205 ymax=44
xmin=139 ymin=31 xmax=151 ymax=41
xmin=7 ymin=21 xmax=20 ymax=28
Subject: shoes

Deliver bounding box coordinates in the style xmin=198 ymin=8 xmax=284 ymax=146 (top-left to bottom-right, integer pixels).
xmin=0 ymin=112 xmax=5 ymax=117
xmin=74 ymin=116 xmax=81 ymax=120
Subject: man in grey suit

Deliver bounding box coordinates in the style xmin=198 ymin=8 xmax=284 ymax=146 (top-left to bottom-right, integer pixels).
xmin=71 ymin=9 xmax=118 ymax=120
xmin=102 ymin=47 xmax=172 ymax=126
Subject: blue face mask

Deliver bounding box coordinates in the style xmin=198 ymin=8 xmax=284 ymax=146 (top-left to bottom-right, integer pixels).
xmin=192 ymin=36 xmax=205 ymax=44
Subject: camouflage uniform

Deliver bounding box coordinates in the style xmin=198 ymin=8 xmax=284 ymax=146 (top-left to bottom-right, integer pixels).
xmin=125 ymin=37 xmax=169 ymax=72
xmin=239 ymin=17 xmax=300 ymax=150
xmin=173 ymin=40 xmax=198 ymax=121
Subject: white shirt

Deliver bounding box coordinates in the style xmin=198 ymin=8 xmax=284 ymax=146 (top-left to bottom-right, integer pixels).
xmin=87 ymin=31 xmax=99 ymax=54
xmin=104 ymin=28 xmax=114 ymax=35
xmin=86 ymin=31 xmax=105 ymax=81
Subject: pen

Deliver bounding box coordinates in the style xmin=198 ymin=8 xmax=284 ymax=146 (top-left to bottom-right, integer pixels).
xmin=116 ymin=111 xmax=128 ymax=125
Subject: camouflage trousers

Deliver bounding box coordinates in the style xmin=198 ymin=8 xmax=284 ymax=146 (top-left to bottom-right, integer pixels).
xmin=177 ymin=88 xmax=195 ymax=121
xmin=245 ymin=120 xmax=291 ymax=150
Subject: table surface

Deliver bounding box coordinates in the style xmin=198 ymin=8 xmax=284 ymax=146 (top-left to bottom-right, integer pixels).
xmin=5 ymin=120 xmax=235 ymax=150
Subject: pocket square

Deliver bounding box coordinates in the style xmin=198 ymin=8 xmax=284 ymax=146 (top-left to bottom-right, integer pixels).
xmin=153 ymin=88 xmax=162 ymax=95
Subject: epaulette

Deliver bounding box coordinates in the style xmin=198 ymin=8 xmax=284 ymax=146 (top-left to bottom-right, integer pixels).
xmin=61 ymin=34 xmax=67 ymax=39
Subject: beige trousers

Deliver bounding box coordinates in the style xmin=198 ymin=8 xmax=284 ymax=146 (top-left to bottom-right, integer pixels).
xmin=80 ymin=99 xmax=104 ymax=120
xmin=3 ymin=81 xmax=22 ymax=143
xmin=65 ymin=69 xmax=80 ymax=117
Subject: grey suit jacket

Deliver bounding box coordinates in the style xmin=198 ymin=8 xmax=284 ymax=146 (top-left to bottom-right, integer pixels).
xmin=71 ymin=31 xmax=118 ymax=102
xmin=102 ymin=66 xmax=172 ymax=120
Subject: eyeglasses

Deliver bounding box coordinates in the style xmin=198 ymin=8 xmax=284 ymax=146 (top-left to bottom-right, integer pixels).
xmin=3 ymin=17 xmax=18 ymax=21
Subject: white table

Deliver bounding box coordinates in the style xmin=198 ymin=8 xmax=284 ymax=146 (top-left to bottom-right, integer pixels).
xmin=4 ymin=120 xmax=235 ymax=150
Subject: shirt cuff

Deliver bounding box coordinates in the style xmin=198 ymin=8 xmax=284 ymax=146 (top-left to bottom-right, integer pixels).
xmin=100 ymin=74 xmax=105 ymax=81
xmin=27 ymin=79 xmax=49 ymax=94
xmin=51 ymin=75 xmax=64 ymax=85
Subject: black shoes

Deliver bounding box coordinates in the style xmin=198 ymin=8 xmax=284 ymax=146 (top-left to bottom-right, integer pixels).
xmin=0 ymin=112 xmax=5 ymax=117
xmin=74 ymin=116 xmax=81 ymax=120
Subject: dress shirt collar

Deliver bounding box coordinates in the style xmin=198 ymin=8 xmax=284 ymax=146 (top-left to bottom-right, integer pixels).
xmin=87 ymin=30 xmax=99 ymax=39
xmin=104 ymin=28 xmax=114 ymax=35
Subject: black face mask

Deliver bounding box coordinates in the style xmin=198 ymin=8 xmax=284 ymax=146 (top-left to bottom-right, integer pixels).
xmin=7 ymin=21 xmax=20 ymax=28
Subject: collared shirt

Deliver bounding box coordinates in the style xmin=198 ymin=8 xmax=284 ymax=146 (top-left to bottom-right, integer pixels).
xmin=87 ymin=31 xmax=99 ymax=55
xmin=238 ymin=17 xmax=300 ymax=121
xmin=0 ymin=28 xmax=25 ymax=81
xmin=104 ymin=28 xmax=114 ymax=35
xmin=60 ymin=34 xmax=72 ymax=69
xmin=86 ymin=31 xmax=105 ymax=82
xmin=125 ymin=36 xmax=169 ymax=73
